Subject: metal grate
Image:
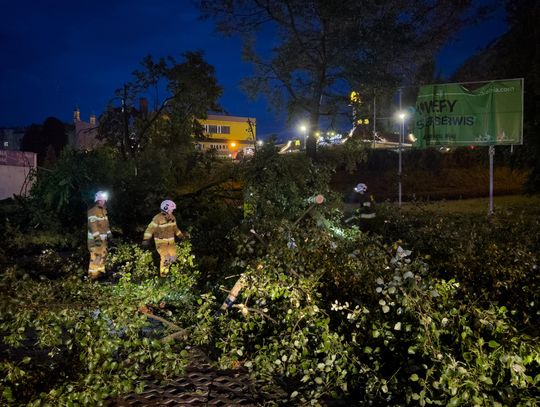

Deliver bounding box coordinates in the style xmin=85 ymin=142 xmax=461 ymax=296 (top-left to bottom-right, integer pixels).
xmin=109 ymin=348 xmax=260 ymax=406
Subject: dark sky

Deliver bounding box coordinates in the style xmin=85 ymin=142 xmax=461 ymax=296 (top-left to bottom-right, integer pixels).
xmin=0 ymin=0 xmax=507 ymax=139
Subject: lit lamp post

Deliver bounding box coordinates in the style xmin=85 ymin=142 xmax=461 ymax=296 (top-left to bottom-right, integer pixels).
xmin=299 ymin=124 xmax=308 ymax=150
xmin=397 ymin=111 xmax=407 ymax=208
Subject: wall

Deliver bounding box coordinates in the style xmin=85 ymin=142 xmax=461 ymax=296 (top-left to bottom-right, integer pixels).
xmin=199 ymin=115 xmax=256 ymax=158
xmin=0 ymin=150 xmax=36 ymax=200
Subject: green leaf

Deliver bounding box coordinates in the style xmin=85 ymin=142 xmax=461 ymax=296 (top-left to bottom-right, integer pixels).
xmin=2 ymin=387 xmax=13 ymax=402
xmin=447 ymin=396 xmax=461 ymax=407
xmin=479 ymin=375 xmax=493 ymax=385
xmin=488 ymin=340 xmax=499 ymax=348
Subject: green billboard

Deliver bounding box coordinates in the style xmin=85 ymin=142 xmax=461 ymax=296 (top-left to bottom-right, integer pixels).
xmin=413 ymin=79 xmax=523 ymax=147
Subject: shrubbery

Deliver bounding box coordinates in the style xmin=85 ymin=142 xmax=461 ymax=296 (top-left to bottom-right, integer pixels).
xmin=0 ymin=241 xmax=198 ymax=406
xmin=1 ymin=144 xmax=539 ymax=406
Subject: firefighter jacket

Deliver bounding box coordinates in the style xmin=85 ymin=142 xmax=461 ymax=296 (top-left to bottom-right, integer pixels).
xmin=87 ymin=205 xmax=112 ymax=249
xmin=143 ymin=212 xmax=184 ymax=248
xmin=358 ymin=195 xmax=376 ymax=219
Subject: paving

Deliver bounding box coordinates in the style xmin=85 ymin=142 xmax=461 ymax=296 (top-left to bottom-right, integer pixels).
xmin=108 ymin=347 xmax=284 ymax=406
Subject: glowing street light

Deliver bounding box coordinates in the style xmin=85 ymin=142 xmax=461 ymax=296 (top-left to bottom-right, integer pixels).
xmin=395 ymin=110 xmax=408 ymax=208
xmin=299 ymin=123 xmax=308 ymax=149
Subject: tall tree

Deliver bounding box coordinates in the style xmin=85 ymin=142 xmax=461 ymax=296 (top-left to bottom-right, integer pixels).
xmin=20 ymin=117 xmax=68 ymax=164
xmin=199 ymin=0 xmax=491 ymax=155
xmin=42 ymin=117 xmax=68 ymax=156
xmin=20 ymin=124 xmax=44 ymax=156
xmin=99 ymin=51 xmax=223 ymax=160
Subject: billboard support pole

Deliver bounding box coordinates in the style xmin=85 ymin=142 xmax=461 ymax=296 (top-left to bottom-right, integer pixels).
xmin=398 ymin=88 xmax=403 ymax=209
xmin=488 ymin=145 xmax=495 ymax=215
xmin=373 ymin=90 xmax=377 ymax=148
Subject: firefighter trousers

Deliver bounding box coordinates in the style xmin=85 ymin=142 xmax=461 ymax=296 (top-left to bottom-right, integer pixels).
xmin=88 ymin=243 xmax=108 ymax=280
xmin=156 ymin=243 xmax=177 ymax=277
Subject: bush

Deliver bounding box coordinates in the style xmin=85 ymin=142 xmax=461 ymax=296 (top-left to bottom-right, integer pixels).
xmin=190 ymin=213 xmax=539 ymax=405
xmin=0 ymin=242 xmax=199 ymax=406
xmin=1 ymin=165 xmax=539 ymax=405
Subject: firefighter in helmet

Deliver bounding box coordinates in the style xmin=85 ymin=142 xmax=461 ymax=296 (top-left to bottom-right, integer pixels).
xmin=87 ymin=191 xmax=113 ymax=281
xmin=142 ymin=200 xmax=188 ymax=277
xmin=344 ymin=183 xmax=376 ymax=225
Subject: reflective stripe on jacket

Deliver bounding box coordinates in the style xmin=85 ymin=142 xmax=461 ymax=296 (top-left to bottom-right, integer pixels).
xmin=143 ymin=212 xmax=183 ymax=245
xmin=87 ymin=205 xmax=111 ymax=246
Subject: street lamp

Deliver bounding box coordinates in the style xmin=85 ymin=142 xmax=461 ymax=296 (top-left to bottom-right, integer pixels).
xmin=299 ymin=124 xmax=308 ymax=149
xmin=396 ymin=111 xmax=408 ymax=208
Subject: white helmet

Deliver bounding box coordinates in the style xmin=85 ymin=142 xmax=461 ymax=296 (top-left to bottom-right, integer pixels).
xmin=160 ymin=200 xmax=176 ymax=213
xmin=94 ymin=191 xmax=109 ymax=202
xmin=354 ymin=183 xmax=367 ymax=194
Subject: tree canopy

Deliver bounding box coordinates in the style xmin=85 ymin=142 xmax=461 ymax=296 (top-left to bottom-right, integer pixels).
xmin=20 ymin=117 xmax=68 ymax=164
xmin=98 ymin=51 xmax=223 ymax=160
xmin=198 ymin=0 xmax=492 ymax=154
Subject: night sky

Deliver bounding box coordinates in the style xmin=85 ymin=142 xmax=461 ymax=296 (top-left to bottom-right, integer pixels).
xmin=0 ymin=0 xmax=507 ymax=140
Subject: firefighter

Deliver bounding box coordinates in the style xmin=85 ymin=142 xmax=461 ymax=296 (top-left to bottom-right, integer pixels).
xmin=87 ymin=191 xmax=113 ymax=281
xmin=142 ymin=200 xmax=187 ymax=277
xmin=344 ymin=183 xmax=376 ymax=225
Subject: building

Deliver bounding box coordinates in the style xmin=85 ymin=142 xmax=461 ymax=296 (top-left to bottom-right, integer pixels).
xmin=0 ymin=150 xmax=36 ymax=200
xmin=198 ymin=114 xmax=256 ymax=159
xmin=0 ymin=127 xmax=26 ymax=151
xmin=67 ymin=106 xmax=256 ymax=157
xmin=71 ymin=107 xmax=101 ymax=150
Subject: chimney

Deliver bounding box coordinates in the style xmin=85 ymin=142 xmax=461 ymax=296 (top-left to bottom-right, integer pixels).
xmin=139 ymin=98 xmax=148 ymax=116
xmin=89 ymin=113 xmax=96 ymax=126
xmin=73 ymin=106 xmax=81 ymax=122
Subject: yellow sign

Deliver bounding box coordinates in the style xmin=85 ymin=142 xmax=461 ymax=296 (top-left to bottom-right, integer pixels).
xmin=350 ymin=91 xmax=361 ymax=104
